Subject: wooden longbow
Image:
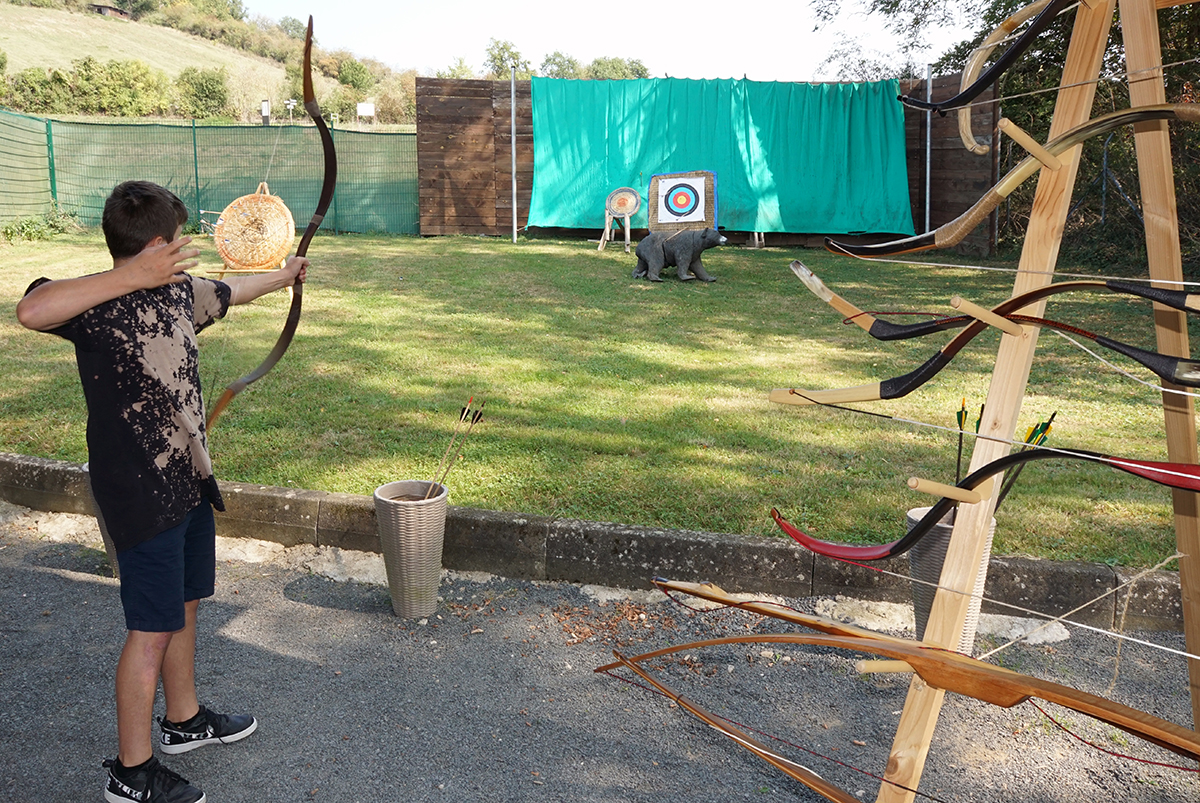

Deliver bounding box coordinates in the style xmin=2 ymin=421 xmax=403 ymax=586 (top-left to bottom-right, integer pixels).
xmin=770 ymin=446 xmax=1200 ymax=561
xmin=824 ymin=104 xmax=1200 ymax=259
xmin=599 ymin=632 xmax=1200 ymax=796
xmin=205 ymin=17 xmax=338 ymax=431
xmin=650 ymin=577 xmax=914 ymax=644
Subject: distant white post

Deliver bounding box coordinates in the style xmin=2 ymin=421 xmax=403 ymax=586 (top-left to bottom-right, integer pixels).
xmin=924 ymin=64 xmax=932 ymax=233
xmin=511 ymin=64 xmax=518 ymax=244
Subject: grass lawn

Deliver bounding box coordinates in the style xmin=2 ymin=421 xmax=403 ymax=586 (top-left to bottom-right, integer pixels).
xmin=0 ymin=232 xmax=1186 ymax=568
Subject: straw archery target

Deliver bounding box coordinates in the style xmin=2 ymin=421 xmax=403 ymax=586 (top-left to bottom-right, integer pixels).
xmin=605 ymin=187 xmax=642 ymax=217
xmin=214 ymin=182 xmax=295 ymax=271
xmin=648 ymin=170 xmax=717 ymax=232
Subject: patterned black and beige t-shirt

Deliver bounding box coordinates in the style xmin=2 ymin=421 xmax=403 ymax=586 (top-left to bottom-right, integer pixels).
xmin=28 ymin=274 xmax=231 ymax=552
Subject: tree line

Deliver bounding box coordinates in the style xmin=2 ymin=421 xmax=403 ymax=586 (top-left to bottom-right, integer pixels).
xmin=0 ymin=0 xmax=651 ymax=124
xmin=437 ymin=39 xmax=650 ymax=81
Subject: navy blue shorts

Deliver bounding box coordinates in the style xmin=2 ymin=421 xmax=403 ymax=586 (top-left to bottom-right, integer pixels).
xmin=116 ymin=502 xmax=216 ymax=633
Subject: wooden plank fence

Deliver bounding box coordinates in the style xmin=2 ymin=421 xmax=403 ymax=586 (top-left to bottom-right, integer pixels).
xmin=417 ymin=76 xmax=997 ymax=254
xmin=901 ymin=74 xmax=999 ymax=256
xmin=417 ymin=77 xmax=532 ymax=236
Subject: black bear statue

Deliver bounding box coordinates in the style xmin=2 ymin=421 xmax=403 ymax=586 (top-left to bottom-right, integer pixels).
xmin=632 ymin=228 xmax=727 ymax=282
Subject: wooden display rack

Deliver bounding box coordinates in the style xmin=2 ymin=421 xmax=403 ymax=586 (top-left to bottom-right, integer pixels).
xmin=876 ymin=0 xmax=1200 ymax=799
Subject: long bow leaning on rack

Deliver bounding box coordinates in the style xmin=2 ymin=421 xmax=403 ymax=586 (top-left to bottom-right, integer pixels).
xmin=771 ymin=446 xmax=1200 ymax=560
xmin=770 ymin=261 xmax=1200 ymax=404
xmin=597 ymin=579 xmax=1200 ymax=803
xmin=205 ymin=16 xmax=338 ymax=431
xmin=898 ymin=0 xmax=1073 ymax=117
xmin=823 ymin=104 xmax=1199 ymax=259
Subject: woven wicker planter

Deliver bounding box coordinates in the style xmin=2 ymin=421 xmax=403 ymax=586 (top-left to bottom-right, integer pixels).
xmin=373 ymin=481 xmax=448 ymax=618
xmin=907 ymin=506 xmax=995 ymax=651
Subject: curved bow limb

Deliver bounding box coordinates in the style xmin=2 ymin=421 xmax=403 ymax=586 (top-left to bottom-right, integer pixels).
xmin=774 ymin=270 xmax=1200 ymax=406
xmin=651 ymin=577 xmax=915 ymax=645
xmin=205 ymin=16 xmax=338 ymax=432
xmin=953 ymin=0 xmax=1057 ymax=153
xmin=599 ymin=633 xmax=1200 ymax=763
xmin=771 ymin=447 xmax=1200 ymax=562
xmin=899 ymin=0 xmax=1073 ymax=117
xmin=769 ymin=326 xmax=1200 ymax=407
xmin=825 ymin=104 xmax=1200 ymax=258
xmin=606 ymin=650 xmax=863 ymax=803
xmin=790 ymin=260 xmax=1200 ymax=342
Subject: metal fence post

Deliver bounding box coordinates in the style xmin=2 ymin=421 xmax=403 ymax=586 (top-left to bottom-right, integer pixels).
xmin=192 ymin=119 xmax=202 ymax=222
xmin=45 ymin=119 xmax=57 ymax=205
xmin=331 ymin=129 xmax=339 ymax=234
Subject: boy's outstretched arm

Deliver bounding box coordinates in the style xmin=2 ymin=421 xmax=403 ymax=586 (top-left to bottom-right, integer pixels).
xmin=16 ymin=237 xmax=200 ymax=332
xmin=223 ymin=255 xmax=308 ymax=306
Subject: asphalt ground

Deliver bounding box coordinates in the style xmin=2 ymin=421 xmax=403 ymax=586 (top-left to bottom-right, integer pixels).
xmin=2 ymin=502 xmax=1197 ymax=803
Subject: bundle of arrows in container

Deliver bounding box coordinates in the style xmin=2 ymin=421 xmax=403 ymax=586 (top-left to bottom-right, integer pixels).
xmin=425 ymin=397 xmax=485 ymax=499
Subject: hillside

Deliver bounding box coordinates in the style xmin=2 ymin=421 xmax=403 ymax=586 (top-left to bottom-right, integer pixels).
xmin=0 ymin=4 xmax=294 ymax=119
xmin=0 ymin=4 xmax=285 ymax=78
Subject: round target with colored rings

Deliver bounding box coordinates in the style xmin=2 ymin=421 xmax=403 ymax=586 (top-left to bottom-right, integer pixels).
xmin=664 ymin=183 xmax=700 ymax=217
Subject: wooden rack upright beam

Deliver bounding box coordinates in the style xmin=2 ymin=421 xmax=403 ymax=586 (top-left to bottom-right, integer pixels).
xmin=876 ymin=1 xmax=1118 ymax=800
xmin=1120 ymin=0 xmax=1200 ymax=727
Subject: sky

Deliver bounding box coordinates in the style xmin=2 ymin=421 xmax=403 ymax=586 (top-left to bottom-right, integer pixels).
xmin=240 ymin=0 xmax=976 ymax=82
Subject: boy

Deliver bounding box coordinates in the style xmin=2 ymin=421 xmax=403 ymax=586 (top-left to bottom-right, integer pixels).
xmin=16 ymin=181 xmax=309 ymax=803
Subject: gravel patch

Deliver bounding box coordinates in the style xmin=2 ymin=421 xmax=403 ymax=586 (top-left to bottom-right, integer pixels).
xmin=1 ymin=504 xmax=1195 ymax=802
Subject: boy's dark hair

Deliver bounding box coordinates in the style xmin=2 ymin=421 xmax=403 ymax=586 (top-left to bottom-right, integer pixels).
xmin=102 ymin=181 xmax=189 ymax=259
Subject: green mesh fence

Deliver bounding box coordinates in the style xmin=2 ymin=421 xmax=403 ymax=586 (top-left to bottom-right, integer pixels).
xmin=0 ymin=110 xmax=54 ymax=221
xmin=0 ymin=109 xmax=419 ymax=235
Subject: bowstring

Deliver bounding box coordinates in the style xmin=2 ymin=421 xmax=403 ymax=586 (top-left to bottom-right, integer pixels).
xmin=786 ymin=390 xmax=1200 ymax=486
xmin=828 ymin=250 xmax=1200 ymax=287
xmin=1029 ymin=700 xmax=1200 ymax=773
xmin=841 ymin=310 xmax=1200 ymax=398
xmin=1046 ymin=328 xmax=1200 ymax=398
xmin=932 ymin=50 xmax=1200 ymax=115
xmin=772 ymin=394 xmax=1199 ymax=662
xmin=657 ymin=565 xmax=1199 ymax=665
xmin=203 ymin=118 xmax=289 ymax=418
xmin=598 ymin=667 xmax=957 ymax=803
xmin=617 ymin=587 xmax=1200 ymax=789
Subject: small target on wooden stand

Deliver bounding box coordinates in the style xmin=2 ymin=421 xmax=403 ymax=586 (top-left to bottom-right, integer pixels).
xmin=598 ymin=187 xmax=641 ymax=252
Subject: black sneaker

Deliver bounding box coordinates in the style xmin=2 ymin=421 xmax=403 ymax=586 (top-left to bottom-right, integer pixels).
xmin=102 ymin=757 xmax=205 ymax=803
xmin=159 ymin=705 xmax=257 ymax=755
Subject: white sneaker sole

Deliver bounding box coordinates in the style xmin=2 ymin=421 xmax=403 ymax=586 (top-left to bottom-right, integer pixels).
xmin=105 ymin=786 xmax=207 ymax=803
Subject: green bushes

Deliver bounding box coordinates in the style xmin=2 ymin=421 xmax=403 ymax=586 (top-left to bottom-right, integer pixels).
xmin=6 ymin=57 xmax=171 ymax=115
xmin=2 ymin=57 xmax=236 ymax=118
xmin=1 ymin=206 xmax=78 ymax=242
xmin=175 ymin=66 xmax=231 ymax=118
xmin=144 ymin=3 xmax=298 ymax=63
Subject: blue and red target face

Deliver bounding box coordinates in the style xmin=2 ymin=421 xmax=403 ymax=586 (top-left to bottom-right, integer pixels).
xmin=664 ymin=183 xmax=700 ymax=217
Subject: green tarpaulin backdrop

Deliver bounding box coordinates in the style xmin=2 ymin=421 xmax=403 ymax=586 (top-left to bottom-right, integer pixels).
xmin=527 ymin=77 xmax=914 ymax=235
